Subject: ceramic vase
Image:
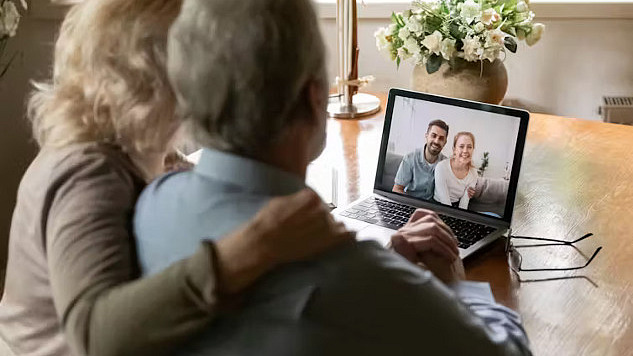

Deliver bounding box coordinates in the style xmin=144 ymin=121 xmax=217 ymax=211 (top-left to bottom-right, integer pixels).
xmin=412 ymin=59 xmax=508 ymax=105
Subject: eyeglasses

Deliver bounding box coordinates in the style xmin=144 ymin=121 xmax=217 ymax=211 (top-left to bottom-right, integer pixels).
xmin=506 ymin=232 xmax=602 ymax=273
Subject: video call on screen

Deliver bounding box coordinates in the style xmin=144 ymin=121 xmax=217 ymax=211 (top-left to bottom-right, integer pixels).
xmin=379 ymin=96 xmax=521 ymax=219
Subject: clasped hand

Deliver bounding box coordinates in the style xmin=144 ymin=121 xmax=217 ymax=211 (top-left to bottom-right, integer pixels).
xmin=391 ymin=209 xmax=465 ymax=284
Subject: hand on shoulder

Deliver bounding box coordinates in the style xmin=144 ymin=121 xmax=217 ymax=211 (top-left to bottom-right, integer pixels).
xmin=215 ymin=189 xmax=355 ymax=294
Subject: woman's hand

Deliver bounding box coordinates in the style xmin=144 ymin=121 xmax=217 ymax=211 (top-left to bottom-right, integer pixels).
xmin=467 ymin=187 xmax=476 ymax=199
xmin=163 ymin=150 xmax=194 ymax=172
xmin=215 ymin=189 xmax=355 ymax=294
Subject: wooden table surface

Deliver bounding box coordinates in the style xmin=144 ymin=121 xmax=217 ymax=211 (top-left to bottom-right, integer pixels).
xmin=316 ymin=92 xmax=633 ymax=356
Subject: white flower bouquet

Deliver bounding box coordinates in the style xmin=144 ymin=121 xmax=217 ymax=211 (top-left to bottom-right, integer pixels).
xmin=375 ymin=0 xmax=545 ymax=74
xmin=0 ymin=0 xmax=27 ymax=78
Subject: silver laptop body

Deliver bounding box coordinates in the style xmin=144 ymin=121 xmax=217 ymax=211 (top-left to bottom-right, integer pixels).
xmin=333 ymin=89 xmax=530 ymax=259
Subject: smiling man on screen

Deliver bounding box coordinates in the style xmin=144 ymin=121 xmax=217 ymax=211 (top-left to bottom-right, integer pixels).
xmin=393 ymin=119 xmax=449 ymax=200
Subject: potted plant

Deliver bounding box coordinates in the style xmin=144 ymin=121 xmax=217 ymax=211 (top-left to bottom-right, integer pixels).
xmin=375 ymin=0 xmax=544 ymax=104
xmin=478 ymin=151 xmax=489 ymax=176
xmin=1 ymin=0 xmax=28 ymax=79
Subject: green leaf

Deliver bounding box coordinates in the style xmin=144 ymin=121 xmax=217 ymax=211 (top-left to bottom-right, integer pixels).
xmin=449 ymin=22 xmax=464 ymax=40
xmin=455 ymin=39 xmax=464 ymax=52
xmin=504 ymin=37 xmax=518 ymax=53
xmin=426 ymin=15 xmax=443 ymax=33
xmin=391 ymin=12 xmax=400 ymax=26
xmin=503 ymin=25 xmax=517 ymax=37
xmin=396 ymin=56 xmax=401 ymax=69
xmin=426 ymin=54 xmax=443 ymax=74
xmin=440 ymin=1 xmax=449 ymax=13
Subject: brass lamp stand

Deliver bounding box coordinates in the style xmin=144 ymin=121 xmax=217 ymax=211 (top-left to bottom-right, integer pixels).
xmin=327 ymin=0 xmax=381 ymax=119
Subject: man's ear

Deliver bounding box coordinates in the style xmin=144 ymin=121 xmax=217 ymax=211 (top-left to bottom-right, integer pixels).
xmin=306 ymin=79 xmax=327 ymax=125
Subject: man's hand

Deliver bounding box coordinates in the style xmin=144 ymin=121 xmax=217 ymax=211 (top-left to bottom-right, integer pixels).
xmin=392 ymin=184 xmax=406 ymax=194
xmin=391 ymin=209 xmax=459 ymax=262
xmin=418 ymin=252 xmax=465 ymax=285
xmin=215 ymin=189 xmax=354 ymax=294
xmin=391 ymin=208 xmax=465 ymax=285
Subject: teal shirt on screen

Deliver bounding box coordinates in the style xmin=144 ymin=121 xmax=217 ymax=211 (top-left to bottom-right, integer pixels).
xmin=394 ymin=146 xmax=446 ymax=200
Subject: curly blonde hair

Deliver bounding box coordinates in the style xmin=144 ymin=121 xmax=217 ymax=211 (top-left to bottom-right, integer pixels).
xmin=28 ymin=0 xmax=182 ymax=155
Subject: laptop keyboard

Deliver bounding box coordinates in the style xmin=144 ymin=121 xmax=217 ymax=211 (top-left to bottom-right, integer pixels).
xmin=339 ymin=197 xmax=496 ymax=249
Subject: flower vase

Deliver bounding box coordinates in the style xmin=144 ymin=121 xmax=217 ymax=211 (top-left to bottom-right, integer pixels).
xmin=411 ymin=59 xmax=508 ymax=105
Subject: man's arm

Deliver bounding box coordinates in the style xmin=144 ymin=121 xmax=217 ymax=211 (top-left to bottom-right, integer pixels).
xmin=311 ymin=243 xmax=531 ymax=356
xmin=451 ymin=281 xmax=531 ymax=355
xmin=390 ymin=214 xmax=531 ymax=356
xmin=393 ymin=156 xmax=412 ymax=193
xmin=419 ymin=270 xmax=531 ymax=355
xmin=419 ymin=253 xmax=530 ymax=355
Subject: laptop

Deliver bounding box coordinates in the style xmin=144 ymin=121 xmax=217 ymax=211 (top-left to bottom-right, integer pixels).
xmin=333 ymin=88 xmax=529 ymax=259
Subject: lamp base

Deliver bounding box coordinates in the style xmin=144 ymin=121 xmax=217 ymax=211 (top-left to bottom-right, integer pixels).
xmin=327 ymin=93 xmax=381 ymax=119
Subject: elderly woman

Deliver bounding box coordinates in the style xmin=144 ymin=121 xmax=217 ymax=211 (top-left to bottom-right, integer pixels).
xmin=434 ymin=132 xmax=479 ymax=209
xmin=0 ymin=1 xmax=352 ymax=356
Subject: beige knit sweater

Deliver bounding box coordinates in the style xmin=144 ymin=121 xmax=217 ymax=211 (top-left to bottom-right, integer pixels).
xmin=0 ymin=143 xmax=219 ymax=356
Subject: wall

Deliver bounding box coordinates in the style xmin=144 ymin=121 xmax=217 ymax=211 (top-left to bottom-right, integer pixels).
xmin=318 ymin=17 xmax=633 ymax=120
xmin=0 ymin=12 xmax=59 ymax=280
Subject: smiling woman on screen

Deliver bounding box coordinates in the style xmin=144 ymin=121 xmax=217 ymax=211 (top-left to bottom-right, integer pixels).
xmin=434 ymin=131 xmax=479 ymax=209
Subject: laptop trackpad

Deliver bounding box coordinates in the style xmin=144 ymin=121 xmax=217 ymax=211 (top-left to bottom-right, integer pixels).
xmin=356 ymin=224 xmax=394 ymax=247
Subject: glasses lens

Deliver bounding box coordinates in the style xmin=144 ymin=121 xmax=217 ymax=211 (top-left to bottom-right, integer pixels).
xmin=508 ymin=247 xmax=522 ymax=271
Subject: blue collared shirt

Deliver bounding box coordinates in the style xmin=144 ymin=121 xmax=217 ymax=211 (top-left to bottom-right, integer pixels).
xmin=394 ymin=147 xmax=446 ymax=200
xmin=134 ymin=148 xmax=304 ymax=275
xmin=134 ymin=148 xmax=531 ymax=356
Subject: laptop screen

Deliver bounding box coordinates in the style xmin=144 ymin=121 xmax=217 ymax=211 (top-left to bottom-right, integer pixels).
xmin=374 ymin=89 xmax=529 ymax=224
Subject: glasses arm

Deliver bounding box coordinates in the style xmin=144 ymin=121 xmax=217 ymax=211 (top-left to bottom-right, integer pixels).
xmin=517 ymin=246 xmax=602 ymax=272
xmin=511 ymin=233 xmax=593 ymax=245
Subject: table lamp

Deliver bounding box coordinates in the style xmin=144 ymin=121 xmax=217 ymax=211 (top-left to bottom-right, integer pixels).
xmin=327 ymin=0 xmax=381 ymax=119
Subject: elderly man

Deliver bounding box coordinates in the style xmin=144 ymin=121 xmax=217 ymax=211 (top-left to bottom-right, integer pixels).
xmin=134 ymin=0 xmax=532 ymax=355
xmin=393 ymin=119 xmax=449 ymax=200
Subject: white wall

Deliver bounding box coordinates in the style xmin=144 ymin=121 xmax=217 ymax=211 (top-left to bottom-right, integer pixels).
xmin=388 ymin=96 xmax=520 ymax=178
xmin=318 ymin=17 xmax=633 ymax=120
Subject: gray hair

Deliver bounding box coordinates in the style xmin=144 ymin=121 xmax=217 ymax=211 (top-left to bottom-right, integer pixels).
xmin=168 ymin=0 xmax=327 ymax=157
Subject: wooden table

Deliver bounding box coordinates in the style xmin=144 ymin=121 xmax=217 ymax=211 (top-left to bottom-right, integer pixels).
xmin=316 ymin=93 xmax=633 ymax=356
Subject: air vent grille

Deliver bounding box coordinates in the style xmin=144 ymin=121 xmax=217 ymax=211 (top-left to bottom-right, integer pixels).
xmin=600 ymin=96 xmax=633 ymax=125
xmin=603 ymin=96 xmax=633 ymax=107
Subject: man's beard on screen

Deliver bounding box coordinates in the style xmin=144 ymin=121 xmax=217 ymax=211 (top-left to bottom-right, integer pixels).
xmin=427 ymin=142 xmax=442 ymax=156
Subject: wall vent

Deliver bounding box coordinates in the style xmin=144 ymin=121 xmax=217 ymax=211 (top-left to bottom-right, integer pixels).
xmin=600 ymin=96 xmax=633 ymax=125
